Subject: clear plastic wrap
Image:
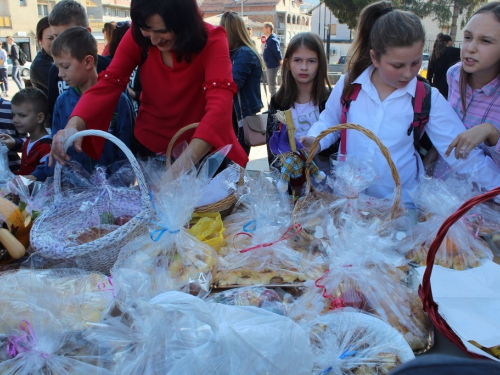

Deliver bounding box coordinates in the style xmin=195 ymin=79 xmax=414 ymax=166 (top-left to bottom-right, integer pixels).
xmin=0 ymin=268 xmax=115 ymax=333
xmin=215 ymin=172 xmax=326 ymax=287
xmin=0 ymin=142 xmax=14 ymax=187
xmin=31 ymin=162 xmax=143 ymax=257
xmin=402 ymin=177 xmax=493 ymax=269
xmin=287 ymin=218 xmax=431 ymax=353
xmin=294 ymin=156 xmax=405 ymax=243
xmin=0 ymin=268 xmax=114 ymax=374
xmin=307 ymin=311 xmax=414 ymax=374
xmin=84 ymin=291 xmax=313 ymax=374
xmin=111 ymin=147 xmax=230 ymax=302
xmin=206 ymin=286 xmax=286 ymax=315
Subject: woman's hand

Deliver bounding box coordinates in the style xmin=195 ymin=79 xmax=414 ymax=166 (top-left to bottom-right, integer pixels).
xmin=167 ymin=138 xmax=213 ymax=180
xmin=0 ymin=134 xmax=15 ymax=150
xmin=446 ymin=123 xmax=500 ymax=160
xmin=298 ymin=136 xmax=318 ymax=155
xmin=49 ymin=116 xmax=87 ymax=167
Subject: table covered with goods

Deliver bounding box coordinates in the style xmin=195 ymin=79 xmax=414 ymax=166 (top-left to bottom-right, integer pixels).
xmin=0 ymin=127 xmax=499 ymax=374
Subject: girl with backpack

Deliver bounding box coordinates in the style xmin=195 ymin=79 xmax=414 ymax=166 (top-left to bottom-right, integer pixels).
xmin=266 ymin=32 xmax=331 ymax=171
xmin=300 ymin=1 xmax=500 ymax=207
xmin=433 ymin=2 xmax=500 ymax=177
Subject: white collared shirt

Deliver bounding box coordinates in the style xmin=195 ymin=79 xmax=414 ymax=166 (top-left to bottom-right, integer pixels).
xmin=308 ymin=65 xmax=500 ymax=204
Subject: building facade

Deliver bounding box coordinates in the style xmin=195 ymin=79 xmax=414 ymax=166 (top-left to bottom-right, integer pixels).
xmin=200 ymin=0 xmax=311 ymax=51
xmin=1 ymin=0 xmax=131 ymax=61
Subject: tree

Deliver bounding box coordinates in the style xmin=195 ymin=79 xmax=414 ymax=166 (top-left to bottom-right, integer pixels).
xmin=323 ymin=0 xmax=430 ymax=30
xmin=424 ymin=0 xmax=485 ymax=41
xmin=323 ymin=0 xmax=484 ymax=41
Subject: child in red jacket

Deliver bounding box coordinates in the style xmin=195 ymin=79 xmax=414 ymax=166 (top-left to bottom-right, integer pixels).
xmin=8 ymin=88 xmax=51 ymax=180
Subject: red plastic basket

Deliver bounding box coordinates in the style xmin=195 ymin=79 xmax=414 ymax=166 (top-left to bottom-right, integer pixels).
xmin=418 ymin=186 xmax=500 ymax=359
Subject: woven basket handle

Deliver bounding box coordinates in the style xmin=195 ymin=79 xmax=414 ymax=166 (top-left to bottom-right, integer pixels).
xmin=305 ymin=123 xmax=402 ymax=220
xmin=165 ymin=122 xmax=245 ymax=187
xmin=419 ymin=186 xmax=500 ymax=309
xmin=54 ymin=129 xmax=151 ymax=212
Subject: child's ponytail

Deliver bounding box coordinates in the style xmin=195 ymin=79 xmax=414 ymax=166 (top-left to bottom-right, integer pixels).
xmin=343 ymin=1 xmax=425 ymax=100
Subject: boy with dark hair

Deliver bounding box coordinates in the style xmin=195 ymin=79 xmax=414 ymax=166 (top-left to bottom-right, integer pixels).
xmin=51 ymin=27 xmax=134 ymax=173
xmin=8 ymin=88 xmax=51 ymax=180
xmin=47 ymin=0 xmax=111 ymax=119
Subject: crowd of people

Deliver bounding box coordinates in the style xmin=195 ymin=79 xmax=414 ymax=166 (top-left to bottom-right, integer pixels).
xmin=0 ymin=0 xmax=497 ymax=211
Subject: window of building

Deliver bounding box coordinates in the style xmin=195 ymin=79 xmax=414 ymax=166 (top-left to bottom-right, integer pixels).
xmin=37 ymin=4 xmax=48 ymax=16
xmin=20 ymin=0 xmax=27 ymax=5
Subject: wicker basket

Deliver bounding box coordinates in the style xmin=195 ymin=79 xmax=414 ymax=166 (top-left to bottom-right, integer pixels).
xmin=166 ymin=122 xmax=244 ymax=217
xmin=293 ymin=123 xmax=402 ymax=241
xmin=30 ymin=130 xmax=152 ymax=274
xmin=418 ymin=186 xmax=500 ymax=359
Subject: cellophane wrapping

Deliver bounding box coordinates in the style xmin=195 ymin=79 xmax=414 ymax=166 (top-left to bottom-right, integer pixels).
xmin=287 ymin=217 xmax=431 ymax=352
xmin=0 ymin=143 xmax=14 ymax=187
xmin=31 ymin=162 xmax=142 ymax=257
xmin=306 ymin=310 xmax=414 ymax=375
xmin=401 ymin=176 xmax=493 ymax=269
xmin=295 ymin=156 xmax=405 ymax=242
xmin=0 ymin=268 xmax=114 ymax=374
xmin=206 ymin=286 xmax=286 ymax=315
xmin=84 ymin=291 xmax=313 ymax=374
xmin=215 ymin=172 xmax=325 ymax=287
xmin=111 ymin=147 xmax=231 ymax=302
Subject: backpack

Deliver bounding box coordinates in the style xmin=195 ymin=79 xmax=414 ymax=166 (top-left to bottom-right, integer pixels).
xmin=340 ymin=75 xmax=432 ymax=155
xmin=17 ymin=46 xmax=27 ymax=66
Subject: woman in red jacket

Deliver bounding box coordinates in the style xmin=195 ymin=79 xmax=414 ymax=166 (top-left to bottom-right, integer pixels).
xmin=50 ymin=0 xmax=247 ymax=169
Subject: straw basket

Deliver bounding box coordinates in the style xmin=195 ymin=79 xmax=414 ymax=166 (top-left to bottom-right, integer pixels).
xmin=30 ymin=130 xmax=152 ymax=274
xmin=166 ymin=123 xmax=244 ymax=217
xmin=418 ymin=186 xmax=500 ymax=359
xmin=292 ymin=123 xmax=402 ymax=241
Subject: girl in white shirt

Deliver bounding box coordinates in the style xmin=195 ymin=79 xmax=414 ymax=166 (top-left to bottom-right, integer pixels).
xmin=301 ymin=0 xmax=500 ymax=206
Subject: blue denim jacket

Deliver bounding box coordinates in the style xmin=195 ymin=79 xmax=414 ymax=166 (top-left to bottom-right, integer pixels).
xmin=231 ymin=46 xmax=263 ymax=120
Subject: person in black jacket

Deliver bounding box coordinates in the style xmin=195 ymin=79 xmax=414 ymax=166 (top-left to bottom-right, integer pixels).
xmin=30 ymin=17 xmax=54 ymax=96
xmin=427 ymin=33 xmax=461 ymax=99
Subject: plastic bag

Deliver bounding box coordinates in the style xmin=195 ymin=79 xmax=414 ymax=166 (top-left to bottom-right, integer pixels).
xmin=111 ymin=146 xmax=230 ymax=302
xmin=402 ymin=177 xmax=493 ymax=269
xmin=85 ymin=291 xmax=313 ymax=374
xmin=188 ymin=212 xmax=225 ymax=251
xmin=0 ymin=268 xmax=115 ymax=333
xmin=31 ymin=162 xmax=143 ymax=257
xmin=295 ymin=156 xmax=405 ymax=243
xmin=287 ymin=218 xmax=431 ymax=352
xmin=0 ymin=268 xmax=114 ymax=374
xmin=307 ymin=311 xmax=414 ymax=375
xmin=0 ymin=142 xmax=14 ymax=187
xmin=196 ymin=163 xmax=240 ymax=207
xmin=206 ymin=286 xmax=286 ymax=315
xmin=215 ymin=172 xmax=325 ymax=287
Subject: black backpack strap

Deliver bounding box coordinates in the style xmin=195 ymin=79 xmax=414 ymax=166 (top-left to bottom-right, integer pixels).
xmin=140 ymin=45 xmax=149 ymax=66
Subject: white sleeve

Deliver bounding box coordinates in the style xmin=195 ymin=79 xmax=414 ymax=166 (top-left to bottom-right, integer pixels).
xmin=426 ymin=87 xmax=500 ymax=190
xmin=307 ymin=75 xmax=344 ymax=151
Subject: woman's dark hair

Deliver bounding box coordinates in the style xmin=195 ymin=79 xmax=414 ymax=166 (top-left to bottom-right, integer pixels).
xmin=108 ymin=21 xmax=131 ymax=58
xmin=430 ymin=33 xmax=452 ymax=62
xmin=36 ymin=16 xmax=50 ymax=43
xmin=459 ymin=2 xmax=500 ymax=117
xmin=275 ymin=32 xmax=331 ymax=109
xmin=343 ymin=1 xmax=425 ymax=99
xmin=130 ymin=0 xmax=208 ymax=63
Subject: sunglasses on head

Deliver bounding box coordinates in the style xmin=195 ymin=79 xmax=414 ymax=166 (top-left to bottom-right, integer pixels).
xmin=116 ymin=21 xmax=131 ymax=28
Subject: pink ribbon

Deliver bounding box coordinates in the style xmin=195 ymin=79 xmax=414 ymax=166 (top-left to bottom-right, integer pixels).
xmin=6 ymin=320 xmax=48 ymax=358
xmin=238 ymin=224 xmax=302 ymax=253
xmin=462 ymin=213 xmax=483 ymax=240
xmin=97 ymin=276 xmax=115 ymax=298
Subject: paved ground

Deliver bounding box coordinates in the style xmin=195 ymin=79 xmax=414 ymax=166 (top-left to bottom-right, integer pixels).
xmin=2 ymin=76 xmax=23 ymax=98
